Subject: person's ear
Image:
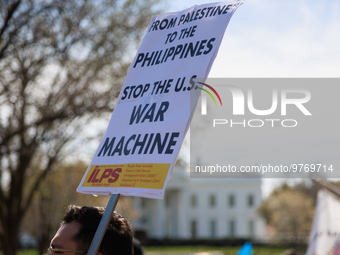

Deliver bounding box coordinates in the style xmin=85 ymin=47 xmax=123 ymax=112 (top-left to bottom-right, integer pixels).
xmin=96 ymin=252 xmax=102 ymax=255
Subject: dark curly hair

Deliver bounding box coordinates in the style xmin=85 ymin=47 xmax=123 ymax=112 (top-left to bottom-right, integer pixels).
xmin=62 ymin=205 xmax=133 ymax=255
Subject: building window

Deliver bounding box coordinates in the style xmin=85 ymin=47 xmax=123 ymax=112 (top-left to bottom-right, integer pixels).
xmin=191 ymin=220 xmax=197 ymax=239
xmin=248 ymin=194 xmax=254 ymax=207
xmin=210 ymin=219 xmax=216 ymax=237
xmin=228 ymin=194 xmax=235 ymax=207
xmin=209 ymin=194 xmax=216 ymax=207
xmin=229 ymin=220 xmax=236 ymax=237
xmin=248 ymin=220 xmax=254 ymax=237
xmin=191 ymin=195 xmax=197 ymax=208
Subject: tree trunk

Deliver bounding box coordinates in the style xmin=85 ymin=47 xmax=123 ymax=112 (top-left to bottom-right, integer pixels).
xmin=38 ymin=233 xmax=51 ymax=255
xmin=2 ymin=246 xmax=17 ymax=255
xmin=1 ymin=225 xmax=19 ymax=255
xmin=37 ymin=224 xmax=53 ymax=255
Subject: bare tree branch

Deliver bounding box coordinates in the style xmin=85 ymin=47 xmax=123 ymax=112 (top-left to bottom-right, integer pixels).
xmin=0 ymin=1 xmax=164 ymax=254
xmin=0 ymin=0 xmax=21 ymax=41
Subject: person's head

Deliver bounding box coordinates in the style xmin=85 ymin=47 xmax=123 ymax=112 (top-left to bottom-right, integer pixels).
xmin=49 ymin=205 xmax=133 ymax=255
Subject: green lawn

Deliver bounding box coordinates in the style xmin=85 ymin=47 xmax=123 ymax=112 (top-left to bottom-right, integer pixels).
xmin=0 ymin=249 xmax=39 ymax=255
xmin=0 ymin=246 xmax=304 ymax=255
xmin=144 ymin=245 xmax=295 ymax=255
xmin=17 ymin=250 xmax=39 ymax=255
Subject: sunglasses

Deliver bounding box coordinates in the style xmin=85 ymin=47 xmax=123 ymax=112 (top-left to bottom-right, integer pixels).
xmin=47 ymin=247 xmax=87 ymax=255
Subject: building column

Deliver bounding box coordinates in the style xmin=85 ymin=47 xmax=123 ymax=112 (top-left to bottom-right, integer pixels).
xmin=178 ymin=188 xmax=189 ymax=238
xmin=133 ymin=197 xmax=143 ymax=230
xmin=154 ymin=198 xmax=165 ymax=238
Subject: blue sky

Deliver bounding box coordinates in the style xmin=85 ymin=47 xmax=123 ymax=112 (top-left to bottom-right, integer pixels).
xmin=170 ymin=0 xmax=340 ymax=77
xmin=169 ymin=0 xmax=340 ymax=196
xmin=80 ymin=1 xmax=339 ymax=197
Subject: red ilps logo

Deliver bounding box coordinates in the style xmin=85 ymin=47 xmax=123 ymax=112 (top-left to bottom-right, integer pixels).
xmin=87 ymin=166 xmax=122 ymax=183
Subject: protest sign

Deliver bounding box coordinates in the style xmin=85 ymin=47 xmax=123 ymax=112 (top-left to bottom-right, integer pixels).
xmin=77 ymin=0 xmax=244 ymax=199
xmin=307 ymin=189 xmax=340 ymax=255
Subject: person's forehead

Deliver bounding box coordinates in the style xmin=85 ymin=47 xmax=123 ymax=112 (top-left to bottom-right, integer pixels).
xmin=51 ymin=222 xmax=81 ymax=248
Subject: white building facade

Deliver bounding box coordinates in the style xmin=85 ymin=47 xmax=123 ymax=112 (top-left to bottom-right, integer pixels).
xmin=133 ymin=166 xmax=266 ymax=241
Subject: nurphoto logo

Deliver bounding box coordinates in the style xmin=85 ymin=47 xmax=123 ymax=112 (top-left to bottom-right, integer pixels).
xmin=196 ymin=80 xmax=312 ymax=128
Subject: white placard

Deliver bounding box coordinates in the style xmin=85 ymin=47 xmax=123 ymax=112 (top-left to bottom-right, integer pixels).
xmin=307 ymin=189 xmax=340 ymax=255
xmin=77 ymin=1 xmax=244 ymax=198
